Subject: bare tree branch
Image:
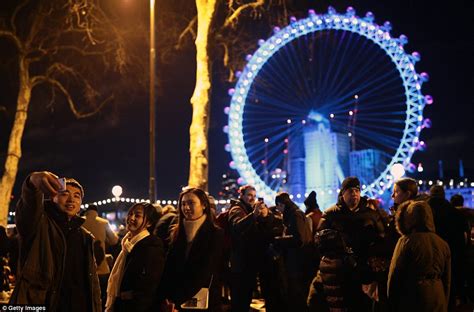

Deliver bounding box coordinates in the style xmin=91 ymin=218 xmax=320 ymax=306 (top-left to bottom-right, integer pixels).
xmin=0 ymin=30 xmax=24 ymax=52
xmin=176 ymin=16 xmax=197 ymax=49
xmin=33 ymin=76 xmax=113 ymax=118
xmin=10 ymin=0 xmax=30 ymax=34
xmin=224 ymin=0 xmax=265 ymax=28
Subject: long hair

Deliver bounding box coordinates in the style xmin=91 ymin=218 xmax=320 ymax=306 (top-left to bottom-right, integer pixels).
xmin=170 ymin=187 xmax=214 ymax=243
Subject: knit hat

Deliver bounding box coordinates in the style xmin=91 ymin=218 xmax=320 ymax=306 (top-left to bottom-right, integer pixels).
xmin=340 ymin=176 xmax=360 ymax=193
xmin=304 ymin=191 xmax=319 ymax=211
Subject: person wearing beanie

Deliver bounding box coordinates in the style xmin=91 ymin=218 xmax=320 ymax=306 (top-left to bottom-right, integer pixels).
xmin=9 ymin=171 xmax=101 ymax=311
xmin=304 ymin=191 xmax=322 ymax=235
xmin=314 ymin=176 xmax=385 ymax=311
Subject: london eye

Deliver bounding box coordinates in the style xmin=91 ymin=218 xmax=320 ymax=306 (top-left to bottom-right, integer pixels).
xmin=225 ymin=6 xmax=432 ymax=207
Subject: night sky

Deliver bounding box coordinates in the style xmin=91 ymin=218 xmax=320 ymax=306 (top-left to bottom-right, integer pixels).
xmin=1 ymin=0 xmax=473 ymax=206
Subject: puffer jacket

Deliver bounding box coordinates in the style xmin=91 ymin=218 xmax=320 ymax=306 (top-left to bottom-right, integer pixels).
xmin=9 ymin=177 xmax=101 ymax=312
xmin=387 ymin=200 xmax=451 ymax=312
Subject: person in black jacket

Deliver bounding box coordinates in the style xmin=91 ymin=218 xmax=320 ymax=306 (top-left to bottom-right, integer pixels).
xmin=159 ymin=187 xmax=224 ymax=311
xmin=228 ymin=185 xmax=279 ymax=312
xmin=274 ymin=192 xmax=313 ymax=312
xmin=9 ymin=171 xmax=101 ymax=312
xmin=429 ymin=185 xmax=469 ymax=310
xmin=316 ymin=177 xmax=385 ymax=311
xmin=106 ymin=202 xmax=164 ymax=312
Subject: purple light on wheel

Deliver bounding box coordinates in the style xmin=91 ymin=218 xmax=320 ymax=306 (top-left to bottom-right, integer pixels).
xmin=399 ymin=35 xmax=408 ymax=45
xmin=422 ymin=118 xmax=432 ymax=129
xmin=412 ymin=51 xmax=421 ymax=61
xmin=424 ymin=95 xmax=433 ymax=105
xmin=420 ymin=72 xmax=429 ymax=82
xmin=346 ymin=7 xmax=356 ymax=16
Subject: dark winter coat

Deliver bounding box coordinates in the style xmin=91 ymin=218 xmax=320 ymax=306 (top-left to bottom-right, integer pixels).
xmin=428 ymin=196 xmax=468 ymax=295
xmin=9 ymin=177 xmax=101 ymax=312
xmin=153 ymin=211 xmax=178 ymax=253
xmin=113 ymin=235 xmax=165 ymax=312
xmin=228 ymin=199 xmax=276 ymax=273
xmin=316 ymin=197 xmax=384 ymax=311
xmin=318 ymin=196 xmax=385 ymax=274
xmin=160 ymin=217 xmax=224 ymax=311
xmin=274 ymin=202 xmax=313 ymax=275
xmin=387 ymin=201 xmax=451 ymax=312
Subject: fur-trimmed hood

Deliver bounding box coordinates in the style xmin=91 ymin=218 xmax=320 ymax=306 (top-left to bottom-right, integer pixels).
xmin=395 ymin=200 xmax=436 ymax=235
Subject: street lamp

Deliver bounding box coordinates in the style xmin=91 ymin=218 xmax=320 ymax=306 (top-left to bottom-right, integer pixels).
xmin=149 ymin=0 xmax=157 ymax=203
xmin=112 ymin=185 xmax=123 ymax=199
xmin=112 ymin=185 xmax=123 ymax=221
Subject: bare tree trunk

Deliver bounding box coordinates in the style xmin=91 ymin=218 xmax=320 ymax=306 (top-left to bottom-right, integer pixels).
xmin=187 ymin=0 xmax=217 ymax=191
xmin=0 ymin=58 xmax=31 ymax=225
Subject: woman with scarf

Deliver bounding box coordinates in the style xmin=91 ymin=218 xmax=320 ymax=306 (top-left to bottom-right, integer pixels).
xmin=159 ymin=188 xmax=224 ymax=311
xmin=106 ymin=202 xmax=164 ymax=312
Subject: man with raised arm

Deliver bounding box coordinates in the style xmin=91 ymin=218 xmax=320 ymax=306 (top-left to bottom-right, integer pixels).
xmin=9 ymin=171 xmax=101 ymax=312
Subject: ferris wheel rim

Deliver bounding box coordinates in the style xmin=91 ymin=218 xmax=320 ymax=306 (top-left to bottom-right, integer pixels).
xmin=226 ymin=7 xmax=429 ymax=200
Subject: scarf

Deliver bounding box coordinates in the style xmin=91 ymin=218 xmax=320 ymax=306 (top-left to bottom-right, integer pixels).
xmin=183 ymin=214 xmax=207 ymax=243
xmin=105 ymin=230 xmax=150 ymax=311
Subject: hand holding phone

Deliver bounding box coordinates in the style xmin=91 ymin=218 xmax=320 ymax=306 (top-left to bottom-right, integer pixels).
xmin=58 ymin=178 xmax=67 ymax=191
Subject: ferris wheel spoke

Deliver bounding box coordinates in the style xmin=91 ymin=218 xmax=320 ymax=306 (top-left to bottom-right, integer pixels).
xmin=246 ymin=92 xmax=310 ymax=114
xmin=285 ymin=39 xmax=315 ymax=106
xmin=329 ymin=33 xmax=375 ymax=96
xmin=355 ymin=128 xmax=402 ymax=149
xmin=334 ymin=65 xmax=401 ymax=104
xmin=266 ymin=49 xmax=314 ymax=106
xmin=325 ymin=31 xmax=365 ymax=96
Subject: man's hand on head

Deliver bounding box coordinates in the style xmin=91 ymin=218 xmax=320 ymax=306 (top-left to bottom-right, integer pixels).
xmin=29 ymin=171 xmax=62 ymax=197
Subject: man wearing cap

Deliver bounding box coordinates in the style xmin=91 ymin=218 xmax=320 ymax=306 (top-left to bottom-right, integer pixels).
xmin=83 ymin=204 xmax=119 ymax=309
xmin=9 ymin=171 xmax=101 ymax=311
xmin=317 ymin=176 xmax=385 ymax=311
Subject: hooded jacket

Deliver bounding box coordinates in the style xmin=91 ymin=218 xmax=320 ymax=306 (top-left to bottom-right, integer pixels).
xmin=387 ymin=200 xmax=451 ymax=312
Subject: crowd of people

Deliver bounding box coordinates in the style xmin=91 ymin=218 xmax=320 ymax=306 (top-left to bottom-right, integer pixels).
xmin=1 ymin=171 xmax=473 ymax=312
